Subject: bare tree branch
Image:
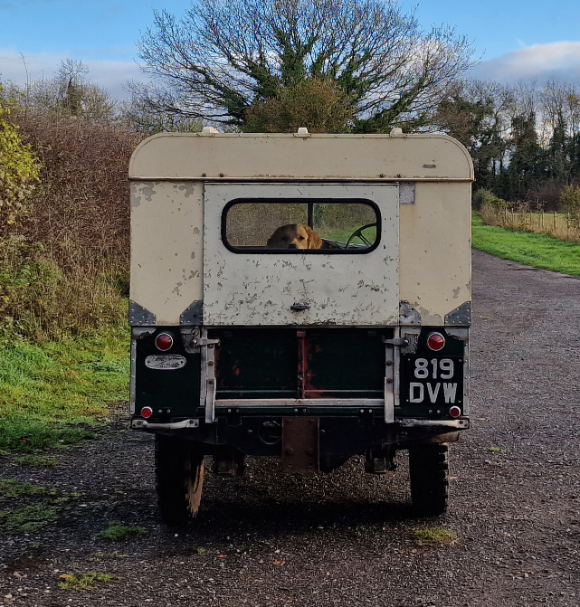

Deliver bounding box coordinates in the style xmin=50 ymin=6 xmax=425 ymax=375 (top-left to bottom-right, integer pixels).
xmin=132 ymin=0 xmax=475 ymax=131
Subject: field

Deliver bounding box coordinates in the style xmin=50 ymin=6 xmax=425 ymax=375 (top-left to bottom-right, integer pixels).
xmin=479 ymin=203 xmax=580 ymax=244
xmin=472 ymin=214 xmax=580 ymax=276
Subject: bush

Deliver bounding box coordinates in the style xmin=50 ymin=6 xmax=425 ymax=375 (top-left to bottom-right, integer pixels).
xmin=17 ymin=112 xmax=142 ymax=274
xmin=472 ymin=188 xmax=507 ymax=210
xmin=0 ymin=111 xmax=143 ymax=339
xmin=0 ymin=91 xmax=40 ymax=234
xmin=0 ymin=237 xmax=126 ymax=340
xmin=560 ymin=185 xmax=580 ymax=217
xmin=244 ymin=79 xmax=353 ymax=134
xmin=527 ymin=181 xmax=565 ymax=211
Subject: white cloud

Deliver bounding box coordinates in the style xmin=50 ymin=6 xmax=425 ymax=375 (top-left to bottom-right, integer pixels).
xmin=469 ymin=42 xmax=580 ymax=84
xmin=5 ymin=41 xmax=579 ymax=101
xmin=0 ymin=49 xmax=143 ymax=99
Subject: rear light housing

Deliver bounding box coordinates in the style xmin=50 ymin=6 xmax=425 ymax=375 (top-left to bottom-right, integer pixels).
xmin=426 ymin=332 xmax=445 ymax=351
xmin=141 ymin=406 xmax=153 ymax=419
xmin=449 ymin=406 xmax=461 ymax=418
xmin=155 ymin=332 xmax=174 ymax=351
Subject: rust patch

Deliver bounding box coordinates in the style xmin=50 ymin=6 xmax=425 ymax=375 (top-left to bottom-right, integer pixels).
xmin=298 ymin=330 xmax=327 ymax=398
xmin=297 ymin=331 xmax=306 ymax=399
xmin=281 ymin=417 xmax=320 ymax=474
xmin=303 ymin=334 xmax=325 ymax=398
xmin=213 ymin=345 xmax=221 ymax=384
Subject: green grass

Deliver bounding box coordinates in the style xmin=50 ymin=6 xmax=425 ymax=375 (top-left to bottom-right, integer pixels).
xmin=97 ymin=521 xmax=148 ymax=541
xmin=0 ymin=478 xmax=56 ymax=498
xmin=414 ymin=528 xmax=457 ymax=546
xmin=0 ymin=328 xmax=130 ymax=454
xmin=58 ymin=572 xmax=115 ymax=591
xmin=0 ymin=478 xmax=80 ymax=533
xmin=0 ymin=503 xmax=60 ymax=532
xmin=13 ymin=455 xmax=59 ymax=466
xmin=472 ymin=215 xmax=580 ymax=276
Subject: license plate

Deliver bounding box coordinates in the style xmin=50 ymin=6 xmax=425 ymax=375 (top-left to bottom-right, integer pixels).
xmin=400 ymin=355 xmax=463 ymax=407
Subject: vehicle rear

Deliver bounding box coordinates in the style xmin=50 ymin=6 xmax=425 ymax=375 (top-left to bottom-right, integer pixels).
xmin=128 ymin=130 xmax=473 ymax=523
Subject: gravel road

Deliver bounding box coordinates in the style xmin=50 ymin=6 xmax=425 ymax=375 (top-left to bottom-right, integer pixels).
xmin=1 ymin=250 xmax=579 ymax=607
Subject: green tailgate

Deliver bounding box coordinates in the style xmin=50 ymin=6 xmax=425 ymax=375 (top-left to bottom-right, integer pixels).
xmin=209 ymin=328 xmax=393 ymax=400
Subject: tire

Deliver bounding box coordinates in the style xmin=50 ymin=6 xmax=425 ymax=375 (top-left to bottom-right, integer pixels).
xmin=155 ymin=435 xmax=205 ymax=525
xmin=409 ymin=443 xmax=449 ymax=516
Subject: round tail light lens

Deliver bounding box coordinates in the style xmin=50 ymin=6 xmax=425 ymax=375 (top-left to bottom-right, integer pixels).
xmin=449 ymin=406 xmax=461 ymax=418
xmin=155 ymin=332 xmax=174 ymax=351
xmin=141 ymin=406 xmax=153 ymax=419
xmin=426 ymin=332 xmax=445 ymax=351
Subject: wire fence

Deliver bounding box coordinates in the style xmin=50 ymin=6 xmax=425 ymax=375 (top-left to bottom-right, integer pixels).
xmin=479 ymin=203 xmax=580 ymax=244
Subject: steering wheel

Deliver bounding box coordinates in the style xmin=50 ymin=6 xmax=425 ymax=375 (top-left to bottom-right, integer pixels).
xmin=345 ymin=223 xmax=377 ymax=249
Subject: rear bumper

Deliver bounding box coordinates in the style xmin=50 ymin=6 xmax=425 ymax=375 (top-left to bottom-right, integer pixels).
xmin=131 ymin=415 xmax=469 ymax=457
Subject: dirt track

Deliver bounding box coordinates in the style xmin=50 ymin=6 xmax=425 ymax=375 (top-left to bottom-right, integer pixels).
xmin=1 ymin=250 xmax=580 ymax=607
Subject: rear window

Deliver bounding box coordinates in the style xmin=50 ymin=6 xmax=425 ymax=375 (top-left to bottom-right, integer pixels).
xmin=222 ymin=199 xmax=380 ymax=253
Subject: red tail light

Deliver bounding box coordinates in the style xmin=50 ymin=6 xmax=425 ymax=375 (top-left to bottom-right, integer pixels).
xmin=141 ymin=406 xmax=153 ymax=419
xmin=155 ymin=332 xmax=174 ymax=351
xmin=449 ymin=406 xmax=461 ymax=418
xmin=426 ymin=332 xmax=445 ymax=351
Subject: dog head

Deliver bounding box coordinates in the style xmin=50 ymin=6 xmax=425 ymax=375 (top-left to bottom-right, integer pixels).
xmin=266 ymin=224 xmax=323 ymax=250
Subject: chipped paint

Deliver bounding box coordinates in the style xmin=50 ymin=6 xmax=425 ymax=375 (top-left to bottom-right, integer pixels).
xmin=177 ymin=183 xmax=195 ymax=198
xmin=140 ymin=185 xmax=157 ymax=202
xmin=130 ymin=181 xmax=204 ymax=324
xmin=203 ymin=183 xmax=399 ymax=326
xmin=130 ymin=135 xmax=471 ymax=327
xmin=129 ymin=133 xmax=473 ymax=182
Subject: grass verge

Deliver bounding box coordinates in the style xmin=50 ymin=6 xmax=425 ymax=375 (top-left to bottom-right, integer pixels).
xmin=472 ymin=215 xmax=580 ymax=277
xmin=0 ymin=328 xmax=129 ymax=454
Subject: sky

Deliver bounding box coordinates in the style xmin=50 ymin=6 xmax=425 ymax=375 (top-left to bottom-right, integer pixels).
xmin=1 ymin=0 xmax=580 ymax=99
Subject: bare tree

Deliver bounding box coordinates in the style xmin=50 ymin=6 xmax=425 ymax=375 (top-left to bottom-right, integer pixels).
xmin=18 ymin=59 xmax=117 ymax=123
xmin=119 ymin=93 xmax=203 ymax=134
xmin=131 ymin=0 xmax=474 ymax=132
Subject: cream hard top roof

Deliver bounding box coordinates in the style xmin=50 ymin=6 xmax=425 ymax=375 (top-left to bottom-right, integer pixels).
xmin=129 ymin=132 xmax=474 ymax=182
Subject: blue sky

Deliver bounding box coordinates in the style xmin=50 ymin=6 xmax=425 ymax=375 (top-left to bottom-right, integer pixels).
xmin=1 ymin=0 xmax=580 ymax=99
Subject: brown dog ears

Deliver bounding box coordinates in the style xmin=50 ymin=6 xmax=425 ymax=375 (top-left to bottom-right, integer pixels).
xmin=305 ymin=226 xmax=323 ymax=249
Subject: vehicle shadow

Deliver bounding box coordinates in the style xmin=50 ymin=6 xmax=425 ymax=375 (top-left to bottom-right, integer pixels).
xmin=155 ymin=455 xmax=423 ymax=544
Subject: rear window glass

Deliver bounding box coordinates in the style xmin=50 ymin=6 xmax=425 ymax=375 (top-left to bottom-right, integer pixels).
xmin=223 ymin=199 xmax=380 ymax=253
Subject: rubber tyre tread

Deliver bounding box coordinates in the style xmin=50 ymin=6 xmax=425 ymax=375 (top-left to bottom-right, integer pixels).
xmin=155 ymin=435 xmax=203 ymax=526
xmin=409 ymin=443 xmax=449 ymax=516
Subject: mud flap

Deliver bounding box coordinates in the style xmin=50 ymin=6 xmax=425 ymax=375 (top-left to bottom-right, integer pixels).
xmin=281 ymin=417 xmax=320 ymax=473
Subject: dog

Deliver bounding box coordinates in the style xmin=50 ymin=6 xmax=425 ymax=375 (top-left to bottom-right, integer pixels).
xmin=266 ymin=224 xmax=323 ymax=250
